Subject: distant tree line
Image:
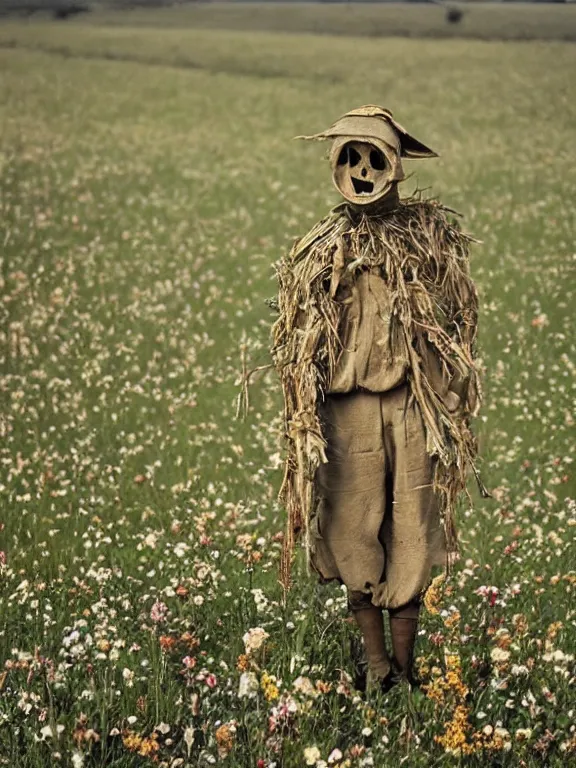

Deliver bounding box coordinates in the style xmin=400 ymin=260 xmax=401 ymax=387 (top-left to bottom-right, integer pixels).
xmin=0 ymin=0 xmax=571 ymax=22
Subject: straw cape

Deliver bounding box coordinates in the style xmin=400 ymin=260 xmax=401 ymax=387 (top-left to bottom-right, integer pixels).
xmin=271 ymin=195 xmax=488 ymax=592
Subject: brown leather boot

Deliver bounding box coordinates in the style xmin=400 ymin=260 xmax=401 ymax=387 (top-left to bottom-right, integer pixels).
xmin=389 ymin=601 xmax=420 ymax=687
xmin=352 ymin=605 xmax=393 ymax=691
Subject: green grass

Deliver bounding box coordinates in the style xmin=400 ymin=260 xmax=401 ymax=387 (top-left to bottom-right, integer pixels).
xmin=0 ymin=21 xmax=575 ymax=768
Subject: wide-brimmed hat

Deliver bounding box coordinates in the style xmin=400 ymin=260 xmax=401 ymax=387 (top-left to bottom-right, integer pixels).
xmin=296 ymin=105 xmax=437 ymax=206
xmin=296 ymin=104 xmax=438 ymax=160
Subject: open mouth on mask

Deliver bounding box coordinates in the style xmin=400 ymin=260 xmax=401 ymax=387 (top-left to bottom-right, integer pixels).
xmin=351 ymin=177 xmax=374 ymax=195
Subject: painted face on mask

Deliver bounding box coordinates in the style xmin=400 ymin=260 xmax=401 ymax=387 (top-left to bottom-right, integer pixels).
xmin=332 ymin=140 xmax=392 ymax=205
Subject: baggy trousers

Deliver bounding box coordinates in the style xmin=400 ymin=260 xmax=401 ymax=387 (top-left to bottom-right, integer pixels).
xmin=311 ymin=384 xmax=447 ymax=610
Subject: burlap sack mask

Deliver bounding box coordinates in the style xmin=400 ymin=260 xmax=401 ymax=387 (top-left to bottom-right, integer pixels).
xmin=297 ymin=105 xmax=437 ymax=207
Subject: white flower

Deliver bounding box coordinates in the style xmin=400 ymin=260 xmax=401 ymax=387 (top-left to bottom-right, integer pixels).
xmin=156 ymin=722 xmax=170 ymax=734
xmin=173 ymin=542 xmax=189 ymax=558
xmin=238 ymin=672 xmax=259 ymax=699
xmin=293 ymin=676 xmax=316 ymax=697
xmin=515 ymin=728 xmax=532 ymax=741
xmin=127 ymin=715 xmax=137 ymax=725
xmin=328 ymin=748 xmax=343 ymax=763
xmin=304 ymin=746 xmax=321 ymax=766
xmin=543 ymin=649 xmax=573 ymax=663
xmin=63 ymin=630 xmax=80 ymax=648
xmin=71 ymin=753 xmax=84 ymax=768
xmin=251 ymin=589 xmax=269 ymax=614
xmin=36 ymin=724 xmax=65 ymax=741
xmin=122 ymin=668 xmax=134 ymax=687
xmin=143 ymin=532 xmax=158 ymax=549
xmin=491 ymin=647 xmax=510 ymax=663
xmin=243 ymin=627 xmax=269 ymax=655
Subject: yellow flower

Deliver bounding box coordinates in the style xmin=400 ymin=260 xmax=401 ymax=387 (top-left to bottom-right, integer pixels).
xmin=261 ymin=671 xmax=279 ymax=702
xmin=122 ymin=731 xmax=143 ymax=751
xmin=423 ymin=574 xmax=445 ymax=615
xmin=364 ymin=707 xmax=377 ymax=722
xmin=546 ymin=621 xmax=563 ymax=641
xmin=446 ymin=670 xmax=469 ymax=698
xmin=304 ymin=746 xmax=321 ymax=765
xmin=424 ymin=650 xmax=468 ymax=707
xmin=434 ymin=704 xmax=474 ymax=755
xmin=423 ymin=678 xmax=445 ymax=705
xmin=444 ymin=611 xmax=461 ymax=630
xmin=138 ymin=735 xmax=159 ymax=757
xmin=470 ymin=725 xmax=511 ymax=753
xmin=445 ymin=652 xmax=461 ymax=670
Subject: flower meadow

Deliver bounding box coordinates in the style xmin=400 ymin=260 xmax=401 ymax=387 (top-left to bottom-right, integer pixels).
xmin=1 ymin=21 xmax=575 ymax=768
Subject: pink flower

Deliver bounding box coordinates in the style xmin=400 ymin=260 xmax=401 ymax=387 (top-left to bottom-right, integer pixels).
xmin=150 ymin=601 xmax=168 ymax=623
xmin=205 ymin=674 xmax=218 ymax=689
xmin=182 ymin=656 xmax=197 ymax=669
xmin=475 ymin=585 xmax=499 ymax=607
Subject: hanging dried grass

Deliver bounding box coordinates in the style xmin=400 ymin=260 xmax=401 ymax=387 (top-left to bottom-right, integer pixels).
xmin=271 ymin=194 xmax=488 ymax=593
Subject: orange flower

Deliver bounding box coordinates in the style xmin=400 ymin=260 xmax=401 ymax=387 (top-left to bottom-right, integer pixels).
xmin=180 ymin=632 xmax=200 ymax=650
xmin=512 ymin=614 xmax=528 ymax=635
xmin=236 ymin=654 xmax=250 ymax=672
xmin=315 ymin=680 xmax=332 ymax=694
xmin=494 ymin=630 xmax=513 ymax=650
xmin=159 ymin=635 xmax=176 ymax=653
xmin=215 ymin=723 xmax=235 ymax=757
xmin=546 ymin=621 xmax=563 ymax=641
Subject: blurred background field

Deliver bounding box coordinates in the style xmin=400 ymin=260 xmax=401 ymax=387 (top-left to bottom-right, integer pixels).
xmin=2 ymin=1 xmax=576 ymax=41
xmin=0 ymin=7 xmax=575 ymax=768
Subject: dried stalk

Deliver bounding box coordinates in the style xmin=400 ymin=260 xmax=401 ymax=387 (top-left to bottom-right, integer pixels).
xmin=271 ymin=194 xmax=488 ymax=593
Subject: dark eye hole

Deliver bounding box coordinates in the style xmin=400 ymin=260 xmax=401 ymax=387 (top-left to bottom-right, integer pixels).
xmin=370 ymin=149 xmax=386 ymax=170
xmin=348 ymin=147 xmax=361 ymax=167
xmin=337 ymin=147 xmax=348 ymax=165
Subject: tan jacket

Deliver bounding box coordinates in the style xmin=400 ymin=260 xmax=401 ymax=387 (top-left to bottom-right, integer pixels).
xmin=328 ymin=270 xmax=408 ymax=394
xmin=328 ymin=268 xmax=464 ymax=412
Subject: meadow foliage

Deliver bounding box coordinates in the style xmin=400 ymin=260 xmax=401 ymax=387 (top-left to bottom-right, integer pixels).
xmin=0 ymin=19 xmax=575 ymax=768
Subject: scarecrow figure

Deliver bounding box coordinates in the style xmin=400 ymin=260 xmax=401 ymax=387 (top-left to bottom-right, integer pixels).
xmin=271 ymin=106 xmax=485 ymax=691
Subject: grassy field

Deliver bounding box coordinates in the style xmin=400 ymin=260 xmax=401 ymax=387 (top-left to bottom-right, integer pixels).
xmin=0 ymin=16 xmax=575 ymax=768
xmin=12 ymin=2 xmax=576 ymax=42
